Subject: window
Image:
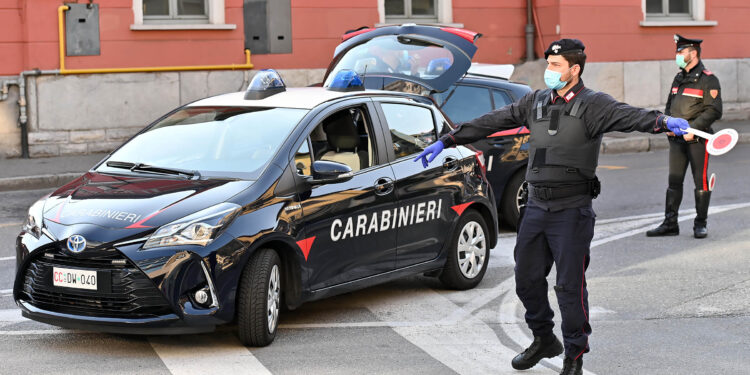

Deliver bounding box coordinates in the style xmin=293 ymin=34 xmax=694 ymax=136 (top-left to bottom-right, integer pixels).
xmin=433 ymin=85 xmax=492 ymax=124
xmin=309 ymin=107 xmax=376 ymax=173
xmin=646 ymin=0 xmax=690 ymax=19
xmin=641 ymin=0 xmax=716 ymax=26
xmin=132 ymin=0 xmax=235 ymax=30
xmin=492 ymin=90 xmax=512 ymax=109
xmin=385 ymin=0 xmax=437 ymax=23
xmin=381 ymin=103 xmax=437 ymax=159
xmin=295 ymin=141 xmax=312 ymax=177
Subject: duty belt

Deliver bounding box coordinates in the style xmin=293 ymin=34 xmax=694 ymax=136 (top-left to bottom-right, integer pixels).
xmin=530 ymin=178 xmax=601 ymax=200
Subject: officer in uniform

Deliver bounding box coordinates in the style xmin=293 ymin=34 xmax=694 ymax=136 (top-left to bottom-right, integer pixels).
xmin=414 ymin=39 xmax=690 ymax=375
xmin=647 ymin=34 xmax=722 ymax=239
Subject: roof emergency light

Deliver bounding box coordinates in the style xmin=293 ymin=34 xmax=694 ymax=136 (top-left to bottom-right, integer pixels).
xmin=245 ymin=69 xmax=286 ymax=100
xmin=326 ymin=69 xmax=365 ymax=92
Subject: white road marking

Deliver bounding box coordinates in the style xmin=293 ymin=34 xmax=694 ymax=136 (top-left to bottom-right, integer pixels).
xmin=0 ymin=222 xmax=22 ymax=228
xmin=1 ymin=203 xmax=748 ymax=375
xmin=0 ymin=256 xmax=15 ymax=262
xmin=0 ymin=329 xmax=89 ymax=335
xmin=149 ymin=335 xmax=272 ymax=375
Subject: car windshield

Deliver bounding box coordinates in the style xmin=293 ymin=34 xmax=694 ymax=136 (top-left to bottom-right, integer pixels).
xmin=96 ymin=106 xmax=307 ymax=179
xmin=324 ymin=35 xmax=455 ymax=87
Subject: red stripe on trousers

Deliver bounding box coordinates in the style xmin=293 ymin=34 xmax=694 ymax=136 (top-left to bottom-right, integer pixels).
xmin=702 ymin=145 xmax=709 ymax=191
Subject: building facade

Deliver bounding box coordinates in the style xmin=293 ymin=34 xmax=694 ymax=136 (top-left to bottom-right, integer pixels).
xmin=1 ymin=0 xmax=748 ymax=158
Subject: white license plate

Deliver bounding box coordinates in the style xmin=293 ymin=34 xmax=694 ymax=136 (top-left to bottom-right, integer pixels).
xmin=52 ymin=267 xmax=98 ymax=290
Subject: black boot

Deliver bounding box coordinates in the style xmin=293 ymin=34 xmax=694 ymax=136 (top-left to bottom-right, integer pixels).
xmin=694 ymin=189 xmax=711 ymax=238
xmin=560 ymin=356 xmax=583 ymax=375
xmin=511 ymin=334 xmax=563 ymax=370
xmin=647 ymin=187 xmax=682 ymax=237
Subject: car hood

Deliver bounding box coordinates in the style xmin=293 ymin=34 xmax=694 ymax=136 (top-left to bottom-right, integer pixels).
xmin=40 ymin=172 xmax=253 ymax=240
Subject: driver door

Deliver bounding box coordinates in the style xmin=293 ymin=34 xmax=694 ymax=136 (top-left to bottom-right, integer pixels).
xmin=295 ymin=100 xmax=399 ymax=290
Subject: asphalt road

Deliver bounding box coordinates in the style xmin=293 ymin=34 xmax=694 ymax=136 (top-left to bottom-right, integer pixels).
xmin=0 ymin=145 xmax=748 ymax=374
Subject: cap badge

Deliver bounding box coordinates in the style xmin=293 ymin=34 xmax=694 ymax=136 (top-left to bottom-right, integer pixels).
xmin=551 ymin=45 xmax=561 ymax=53
xmin=674 ymin=35 xmax=679 ymax=43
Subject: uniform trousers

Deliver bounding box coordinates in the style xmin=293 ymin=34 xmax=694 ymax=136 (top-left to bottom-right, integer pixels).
xmin=514 ymin=203 xmax=595 ymax=359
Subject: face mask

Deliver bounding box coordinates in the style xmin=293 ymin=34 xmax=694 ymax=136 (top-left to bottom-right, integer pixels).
xmin=675 ymin=54 xmax=688 ymax=69
xmin=544 ymin=68 xmax=568 ymax=90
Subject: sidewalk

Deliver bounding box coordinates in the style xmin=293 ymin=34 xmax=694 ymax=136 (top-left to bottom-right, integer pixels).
xmin=1 ymin=120 xmax=749 ymax=192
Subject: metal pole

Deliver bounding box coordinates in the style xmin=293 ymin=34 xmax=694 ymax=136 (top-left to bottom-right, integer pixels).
xmin=525 ymin=0 xmax=535 ymax=62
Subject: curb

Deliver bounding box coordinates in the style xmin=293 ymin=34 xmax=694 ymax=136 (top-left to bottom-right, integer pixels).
xmin=601 ymin=132 xmax=750 ymax=154
xmin=0 ymin=173 xmax=80 ymax=193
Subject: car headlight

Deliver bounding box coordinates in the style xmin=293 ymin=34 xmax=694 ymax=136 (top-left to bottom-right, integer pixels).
xmin=23 ymin=197 xmax=48 ymax=238
xmin=143 ymin=202 xmax=242 ymax=249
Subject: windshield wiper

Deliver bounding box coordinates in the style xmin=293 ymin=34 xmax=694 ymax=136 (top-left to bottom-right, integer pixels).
xmin=105 ymin=161 xmax=200 ymax=179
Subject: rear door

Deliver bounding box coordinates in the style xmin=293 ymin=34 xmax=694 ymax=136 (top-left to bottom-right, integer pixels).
xmin=373 ymin=97 xmax=465 ymax=268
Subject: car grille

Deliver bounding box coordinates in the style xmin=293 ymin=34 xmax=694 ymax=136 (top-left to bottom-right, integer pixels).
xmin=19 ymin=247 xmax=174 ymax=319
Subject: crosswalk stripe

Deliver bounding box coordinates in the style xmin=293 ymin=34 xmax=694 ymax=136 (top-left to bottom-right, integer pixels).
xmin=149 ymin=334 xmax=272 ymax=375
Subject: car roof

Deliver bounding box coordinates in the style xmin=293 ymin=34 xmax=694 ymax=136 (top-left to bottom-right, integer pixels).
xmin=188 ymin=87 xmax=400 ymax=110
xmin=466 ymin=63 xmax=514 ymax=80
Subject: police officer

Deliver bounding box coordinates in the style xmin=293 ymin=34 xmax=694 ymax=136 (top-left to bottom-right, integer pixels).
xmin=414 ymin=39 xmax=690 ymax=375
xmin=647 ymin=34 xmax=722 ymax=239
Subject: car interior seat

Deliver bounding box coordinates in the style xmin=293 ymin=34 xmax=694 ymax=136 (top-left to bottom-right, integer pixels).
xmin=321 ymin=110 xmax=364 ymax=172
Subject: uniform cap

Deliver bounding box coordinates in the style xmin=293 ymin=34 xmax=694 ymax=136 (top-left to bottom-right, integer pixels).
xmin=674 ymin=34 xmax=702 ymax=52
xmin=544 ymin=39 xmax=585 ymax=59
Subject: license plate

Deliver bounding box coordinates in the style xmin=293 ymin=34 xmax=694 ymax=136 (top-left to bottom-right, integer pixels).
xmin=52 ymin=267 xmax=98 ymax=290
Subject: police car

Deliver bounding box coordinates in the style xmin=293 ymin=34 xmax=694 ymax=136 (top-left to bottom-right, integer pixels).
xmin=14 ymin=25 xmax=498 ymax=346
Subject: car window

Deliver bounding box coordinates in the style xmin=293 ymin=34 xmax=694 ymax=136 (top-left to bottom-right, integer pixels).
xmin=492 ymin=89 xmax=512 ymax=109
xmin=433 ymin=85 xmax=492 ymax=124
xmin=380 ymin=103 xmax=437 ymax=159
xmin=96 ymin=106 xmax=307 ymax=179
xmin=309 ymin=106 xmax=376 ymax=173
xmin=294 ymin=140 xmax=312 ymax=176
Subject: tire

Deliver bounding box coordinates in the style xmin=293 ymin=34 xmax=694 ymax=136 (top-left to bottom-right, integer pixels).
xmin=501 ymin=171 xmax=526 ymax=230
xmin=237 ymin=248 xmax=282 ymax=347
xmin=439 ymin=210 xmax=490 ymax=290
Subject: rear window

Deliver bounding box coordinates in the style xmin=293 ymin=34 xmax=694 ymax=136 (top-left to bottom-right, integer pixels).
xmin=324 ymin=35 xmax=455 ymax=85
xmin=97 ymin=106 xmax=307 ymax=179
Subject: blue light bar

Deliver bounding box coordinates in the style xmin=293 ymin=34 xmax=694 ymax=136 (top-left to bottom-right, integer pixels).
xmin=326 ymin=69 xmax=365 ymax=92
xmin=244 ymin=69 xmax=286 ymax=100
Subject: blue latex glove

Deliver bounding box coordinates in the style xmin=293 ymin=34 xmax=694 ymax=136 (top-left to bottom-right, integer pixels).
xmin=413 ymin=140 xmax=445 ymax=168
xmin=666 ymin=116 xmax=689 ymax=136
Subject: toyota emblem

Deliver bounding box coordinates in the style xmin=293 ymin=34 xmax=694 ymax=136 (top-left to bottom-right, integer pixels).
xmin=67 ymin=235 xmax=87 ymax=253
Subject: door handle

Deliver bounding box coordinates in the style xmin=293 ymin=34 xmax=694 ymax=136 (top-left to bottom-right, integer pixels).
xmin=442 ymin=156 xmax=459 ymax=171
xmin=374 ymin=177 xmax=394 ymax=196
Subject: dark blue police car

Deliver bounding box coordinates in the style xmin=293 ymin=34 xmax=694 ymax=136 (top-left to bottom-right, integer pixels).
xmin=14 ymin=25 xmax=498 ymax=346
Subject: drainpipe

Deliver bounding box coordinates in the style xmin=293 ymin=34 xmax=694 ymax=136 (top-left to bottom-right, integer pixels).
xmin=1 ymin=69 xmax=57 ymax=158
xmin=525 ymin=0 xmax=535 ymax=62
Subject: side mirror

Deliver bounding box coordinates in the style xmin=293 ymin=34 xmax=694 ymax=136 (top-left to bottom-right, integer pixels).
xmin=309 ymin=160 xmax=353 ymax=185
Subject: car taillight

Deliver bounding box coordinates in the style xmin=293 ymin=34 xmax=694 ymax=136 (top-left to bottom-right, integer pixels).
xmin=474 ymin=151 xmax=486 ymax=175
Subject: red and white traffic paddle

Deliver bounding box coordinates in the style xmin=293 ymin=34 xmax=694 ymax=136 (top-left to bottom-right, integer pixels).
xmin=685 ymin=127 xmax=739 ymax=156
xmin=708 ymin=173 xmax=716 ymax=191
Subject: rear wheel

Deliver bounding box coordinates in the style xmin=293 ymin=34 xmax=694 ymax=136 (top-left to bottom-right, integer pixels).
xmin=237 ymin=248 xmax=282 ymax=347
xmin=440 ymin=210 xmax=489 ymax=290
xmin=501 ymin=170 xmax=526 ymax=230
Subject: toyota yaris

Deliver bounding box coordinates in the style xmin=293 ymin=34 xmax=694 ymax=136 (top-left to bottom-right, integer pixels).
xmin=14 ymin=25 xmax=498 ymax=346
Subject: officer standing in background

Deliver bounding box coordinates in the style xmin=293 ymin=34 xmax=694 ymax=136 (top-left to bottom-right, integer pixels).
xmin=647 ymin=34 xmax=722 ymax=239
xmin=414 ymin=39 xmax=690 ymax=375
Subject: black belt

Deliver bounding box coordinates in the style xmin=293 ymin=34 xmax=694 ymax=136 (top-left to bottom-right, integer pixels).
xmin=530 ymin=179 xmax=600 ymax=201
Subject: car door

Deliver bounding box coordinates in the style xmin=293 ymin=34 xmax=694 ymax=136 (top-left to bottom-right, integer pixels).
xmin=294 ymin=99 xmax=398 ymax=290
xmin=373 ymin=98 xmax=465 ymax=268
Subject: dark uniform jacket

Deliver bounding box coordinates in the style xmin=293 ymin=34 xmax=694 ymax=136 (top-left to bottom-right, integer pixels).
xmin=439 ymin=79 xmax=668 ymax=210
xmin=666 ymin=61 xmax=722 ymax=140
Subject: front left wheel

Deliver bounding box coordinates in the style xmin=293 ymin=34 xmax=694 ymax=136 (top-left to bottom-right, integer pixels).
xmin=237 ymin=248 xmax=282 ymax=347
xmin=439 ymin=210 xmax=490 ymax=290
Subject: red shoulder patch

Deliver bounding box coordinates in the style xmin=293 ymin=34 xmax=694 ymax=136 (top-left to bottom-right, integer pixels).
xmin=703 ymin=69 xmax=713 ymax=76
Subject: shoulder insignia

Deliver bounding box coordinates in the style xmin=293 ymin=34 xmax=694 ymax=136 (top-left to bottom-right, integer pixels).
xmin=703 ymin=69 xmax=713 ymax=76
xmin=710 ymin=89 xmax=719 ymax=99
